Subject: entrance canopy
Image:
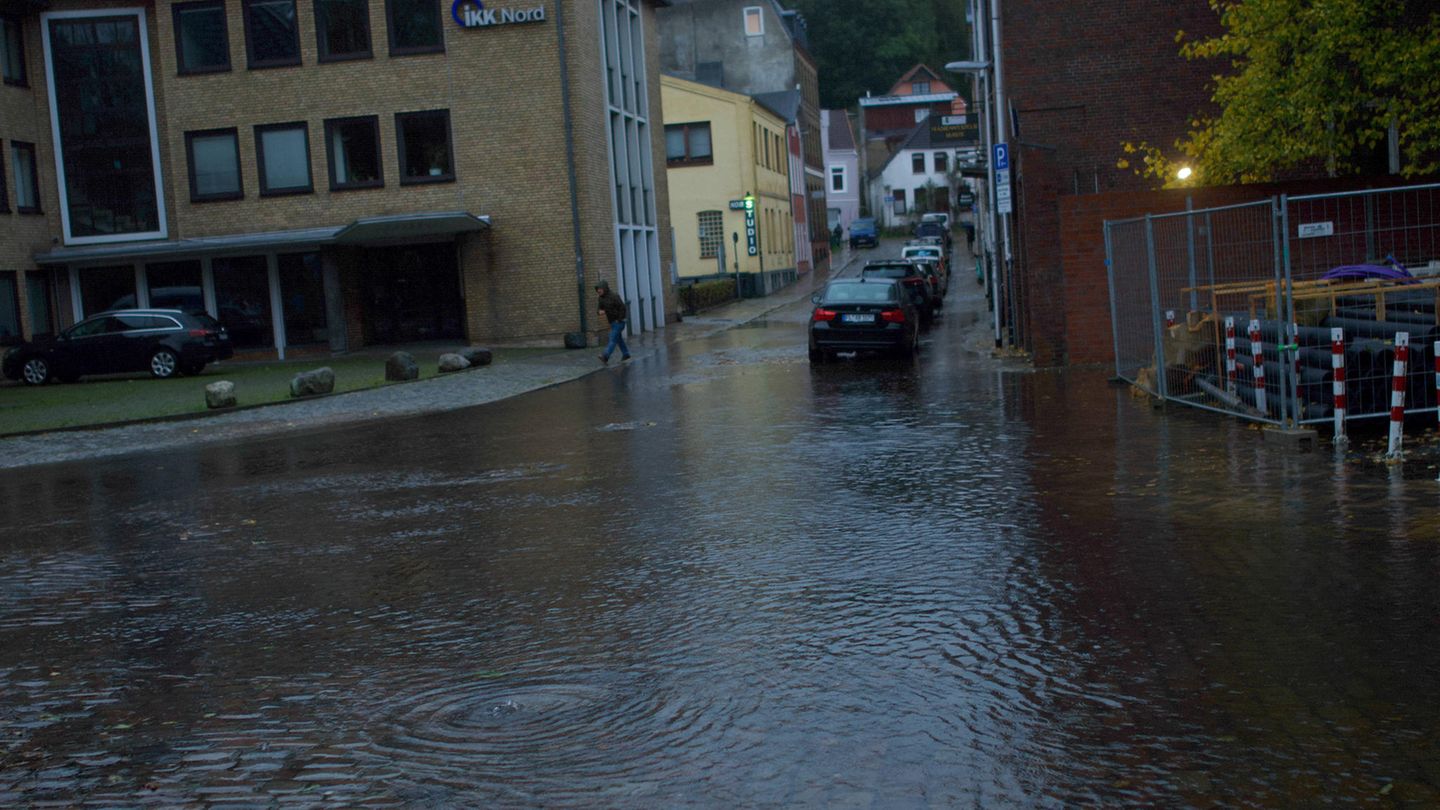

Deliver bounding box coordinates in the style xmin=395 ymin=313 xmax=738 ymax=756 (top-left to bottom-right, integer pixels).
xmin=33 ymin=211 xmax=490 ymax=266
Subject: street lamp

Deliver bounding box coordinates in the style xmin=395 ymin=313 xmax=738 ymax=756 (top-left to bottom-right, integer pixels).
xmin=1176 ymin=166 xmax=1194 ymax=181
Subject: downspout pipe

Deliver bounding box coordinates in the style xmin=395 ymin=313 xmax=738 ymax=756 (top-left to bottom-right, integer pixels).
xmin=556 ymin=0 xmax=589 ymax=341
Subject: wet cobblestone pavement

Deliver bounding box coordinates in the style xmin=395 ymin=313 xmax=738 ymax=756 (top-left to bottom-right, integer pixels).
xmin=4 ymin=245 xmax=1440 ymax=805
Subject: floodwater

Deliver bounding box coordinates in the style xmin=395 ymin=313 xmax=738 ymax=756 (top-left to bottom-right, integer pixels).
xmin=3 ymin=282 xmax=1440 ymax=807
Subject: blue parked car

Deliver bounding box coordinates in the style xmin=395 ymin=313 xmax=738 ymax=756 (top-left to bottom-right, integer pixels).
xmin=848 ymin=217 xmax=878 ymax=249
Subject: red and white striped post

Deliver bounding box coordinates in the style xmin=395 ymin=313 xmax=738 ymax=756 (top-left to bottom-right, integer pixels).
xmin=1386 ymin=332 xmax=1410 ymax=458
xmin=1331 ymin=328 xmax=1347 ymax=444
xmin=1225 ymin=317 xmax=1237 ymax=394
xmin=1249 ymin=319 xmax=1267 ymax=416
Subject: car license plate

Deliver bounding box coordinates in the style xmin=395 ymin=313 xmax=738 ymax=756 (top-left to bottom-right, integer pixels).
xmin=841 ymin=313 xmax=875 ymax=323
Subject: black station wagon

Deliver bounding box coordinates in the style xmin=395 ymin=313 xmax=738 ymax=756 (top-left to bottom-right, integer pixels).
xmin=3 ymin=309 xmax=233 ymax=385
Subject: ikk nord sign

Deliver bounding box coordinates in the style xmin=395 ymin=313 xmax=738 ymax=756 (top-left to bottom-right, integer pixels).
xmin=452 ymin=0 xmax=547 ymax=28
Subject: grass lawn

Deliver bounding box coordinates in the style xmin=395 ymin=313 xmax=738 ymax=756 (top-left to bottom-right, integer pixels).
xmin=0 ymin=348 xmax=554 ymax=435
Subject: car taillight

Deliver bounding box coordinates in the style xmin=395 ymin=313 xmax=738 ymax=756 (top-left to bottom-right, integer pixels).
xmin=811 ymin=308 xmax=837 ymax=322
xmin=880 ymin=309 xmax=905 ymax=323
xmin=188 ymin=329 xmax=207 ymax=337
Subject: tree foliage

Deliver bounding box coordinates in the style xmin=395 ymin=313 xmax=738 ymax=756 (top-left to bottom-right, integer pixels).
xmin=788 ymin=0 xmax=972 ymax=109
xmin=1124 ymin=0 xmax=1440 ymax=186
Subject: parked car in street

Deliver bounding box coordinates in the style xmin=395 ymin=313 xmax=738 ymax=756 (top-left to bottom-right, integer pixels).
xmin=848 ymin=217 xmax=879 ymax=249
xmin=908 ymin=257 xmax=947 ymax=303
xmin=914 ymin=220 xmax=950 ymax=251
xmin=2 ymin=309 xmax=233 ymax=385
xmin=920 ymin=212 xmax=951 ymax=231
xmin=808 ymin=278 xmax=919 ymax=363
xmin=901 ymin=243 xmax=948 ymax=285
xmin=860 ymin=260 xmax=937 ymax=325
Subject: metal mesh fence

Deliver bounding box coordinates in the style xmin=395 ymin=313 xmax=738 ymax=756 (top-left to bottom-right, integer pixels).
xmin=1106 ymin=183 xmax=1440 ymax=429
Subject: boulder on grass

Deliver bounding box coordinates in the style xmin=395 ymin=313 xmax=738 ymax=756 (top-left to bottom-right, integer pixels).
xmin=460 ymin=347 xmax=493 ymax=367
xmin=438 ymin=353 xmax=471 ymax=373
xmin=385 ymin=351 xmax=419 ymax=381
xmin=290 ymin=367 xmax=335 ymax=398
xmin=205 ymin=380 xmax=236 ymax=409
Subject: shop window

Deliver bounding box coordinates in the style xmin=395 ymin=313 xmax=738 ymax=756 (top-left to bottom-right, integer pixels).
xmin=173 ymin=0 xmax=231 ymax=75
xmin=386 ymin=0 xmax=442 ymax=55
xmin=743 ymin=6 xmax=762 ymax=36
xmin=78 ymin=266 xmax=137 ymax=316
xmin=911 ymin=153 xmax=925 ymax=174
xmin=278 ymin=252 xmax=328 ymax=345
xmin=145 ymin=260 xmax=204 ymax=312
xmin=10 ymin=142 xmax=38 ymax=213
xmin=664 ymin=122 xmax=711 ymax=166
xmin=185 ymin=128 xmax=243 ymax=201
xmin=697 ymin=210 xmax=722 ymax=259
xmin=255 ymin=122 xmax=312 ymax=195
xmin=244 ymin=0 xmax=301 ymax=68
xmin=315 ymin=0 xmax=372 ymax=62
xmin=26 ymin=274 xmax=52 ymax=335
xmin=325 ymin=116 xmax=382 ymax=189
xmin=396 ymin=109 xmax=453 ymax=183
xmin=829 ymin=165 xmax=845 ymax=193
xmin=934 ymin=151 xmax=948 ymax=173
xmin=0 ymin=273 xmax=19 ymax=344
xmin=2 ymin=17 xmax=25 ymax=86
xmin=212 ymin=255 xmax=274 ymax=348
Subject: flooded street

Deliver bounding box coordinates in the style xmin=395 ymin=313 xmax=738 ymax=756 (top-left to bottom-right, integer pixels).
xmin=3 ymin=275 xmax=1440 ymax=806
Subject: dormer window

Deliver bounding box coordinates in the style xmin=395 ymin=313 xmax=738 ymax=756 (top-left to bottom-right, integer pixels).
xmin=912 ymin=80 xmax=930 ymax=94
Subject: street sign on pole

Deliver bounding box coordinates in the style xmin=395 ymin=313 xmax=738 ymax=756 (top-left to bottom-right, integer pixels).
xmin=995 ymin=169 xmax=1012 ymax=214
xmin=993 ymin=143 xmax=1009 ymax=171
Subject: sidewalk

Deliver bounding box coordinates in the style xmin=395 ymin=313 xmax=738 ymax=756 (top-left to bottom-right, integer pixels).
xmin=0 ymin=250 xmax=869 ymax=470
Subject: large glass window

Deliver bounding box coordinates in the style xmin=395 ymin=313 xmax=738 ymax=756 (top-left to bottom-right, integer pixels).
xmin=185 ymin=129 xmax=242 ymax=201
xmin=325 ymin=116 xmax=382 ymax=189
xmin=212 ymin=255 xmax=274 ymax=349
xmin=255 ymin=122 xmax=312 ymax=195
xmin=47 ymin=15 xmax=162 ymax=240
xmin=243 ymin=0 xmax=301 ymax=68
xmin=26 ymin=274 xmax=52 ymax=335
xmin=2 ymin=17 xmax=25 ymax=86
xmin=173 ymin=0 xmax=230 ymax=74
xmin=0 ymin=273 xmax=19 ymax=344
xmin=145 ymin=260 xmax=204 ymax=312
xmin=78 ymin=265 xmax=137 ymax=316
xmin=395 ymin=109 xmax=452 ymax=183
xmin=664 ymin=122 xmax=711 ymax=166
xmin=697 ymin=210 xmax=722 ymax=259
xmin=278 ymin=252 xmax=328 ymax=345
xmin=11 ymin=142 xmax=39 ymax=213
xmin=386 ymin=0 xmax=442 ymax=54
xmin=315 ymin=0 xmax=372 ymax=62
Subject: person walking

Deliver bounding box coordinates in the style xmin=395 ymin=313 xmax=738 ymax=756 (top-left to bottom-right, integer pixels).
xmin=595 ymin=280 xmax=631 ymax=364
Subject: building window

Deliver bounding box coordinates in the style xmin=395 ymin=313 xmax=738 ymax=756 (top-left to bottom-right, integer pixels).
xmin=0 ymin=138 xmax=8 ymax=214
xmin=396 ymin=109 xmax=453 ymax=183
xmin=278 ymin=252 xmax=328 ymax=345
xmin=173 ymin=0 xmax=231 ymax=75
xmin=911 ymin=80 xmax=929 ymax=94
xmin=145 ymin=261 xmax=204 ymax=312
xmin=185 ymin=128 xmax=243 ymax=201
xmin=911 ymin=153 xmax=925 ymax=174
xmin=892 ymin=188 xmax=907 ymax=215
xmin=934 ymin=151 xmax=948 ymax=173
xmin=213 ymin=255 xmax=274 ymax=348
xmin=78 ymin=266 xmax=137 ymax=316
xmin=255 ymin=122 xmax=312 ymax=195
xmin=2 ymin=17 xmax=26 ymax=86
xmin=45 ymin=13 xmax=165 ymax=242
xmin=244 ymin=0 xmax=302 ymax=68
xmin=325 ymin=115 xmax=382 ymax=189
xmin=0 ymin=273 xmax=19 ymax=344
xmin=665 ymin=122 xmax=712 ymax=166
xmin=743 ymin=6 xmax=762 ymax=36
xmin=11 ymin=142 xmax=39 ymax=213
xmin=315 ymin=0 xmax=372 ymax=62
xmin=697 ymin=210 xmax=722 ymax=259
xmin=386 ymin=0 xmax=442 ymax=55
xmin=26 ymin=274 xmax=52 ymax=336
xmin=829 ymin=164 xmax=845 ymax=193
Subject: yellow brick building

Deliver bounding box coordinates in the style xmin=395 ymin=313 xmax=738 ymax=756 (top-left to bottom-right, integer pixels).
xmin=0 ymin=0 xmax=674 ymax=357
xmin=660 ymin=74 xmax=792 ymax=296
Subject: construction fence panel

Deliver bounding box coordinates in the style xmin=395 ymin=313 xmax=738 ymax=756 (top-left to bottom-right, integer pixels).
xmin=1107 ymin=218 xmax=1155 ymax=388
xmin=1284 ymin=184 xmax=1440 ymax=424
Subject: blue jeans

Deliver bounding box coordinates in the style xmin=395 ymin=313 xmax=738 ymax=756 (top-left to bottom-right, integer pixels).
xmin=603 ymin=320 xmax=630 ymax=359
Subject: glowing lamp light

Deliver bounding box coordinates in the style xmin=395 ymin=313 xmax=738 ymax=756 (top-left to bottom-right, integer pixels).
xmin=1176 ymin=166 xmax=1194 ymax=181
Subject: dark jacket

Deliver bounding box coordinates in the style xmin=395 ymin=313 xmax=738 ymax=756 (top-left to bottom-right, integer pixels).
xmin=598 ymin=290 xmax=628 ymax=324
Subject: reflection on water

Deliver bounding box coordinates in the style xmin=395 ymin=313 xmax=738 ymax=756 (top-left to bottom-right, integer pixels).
xmin=2 ymin=314 xmax=1440 ymax=806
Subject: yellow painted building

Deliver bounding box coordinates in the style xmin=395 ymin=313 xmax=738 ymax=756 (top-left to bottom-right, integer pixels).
xmin=661 ymin=74 xmax=793 ymax=295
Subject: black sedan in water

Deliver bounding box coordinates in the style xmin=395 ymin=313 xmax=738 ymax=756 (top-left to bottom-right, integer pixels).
xmin=2 ymin=309 xmax=233 ymax=385
xmin=808 ymin=278 xmax=920 ymax=363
